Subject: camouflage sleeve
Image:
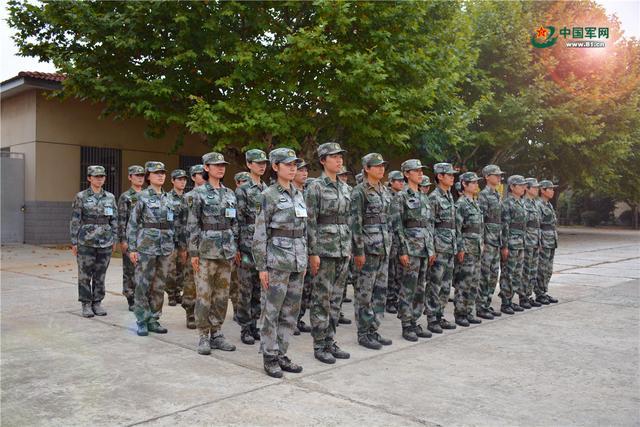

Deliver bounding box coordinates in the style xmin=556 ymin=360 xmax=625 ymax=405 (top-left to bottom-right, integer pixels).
xmin=235 ymin=186 xmax=248 ymax=229
xmin=455 ymin=199 xmax=465 ymax=253
xmin=393 ymin=195 xmax=408 ymax=256
xmin=426 ymin=204 xmax=435 ymax=257
xmin=501 ymin=199 xmax=510 ymax=249
xmin=478 ymin=191 xmax=488 ymax=217
xmin=180 ymin=197 xmax=189 ymax=248
xmin=174 ymin=200 xmax=187 ymax=250
xmin=231 ymin=190 xmax=239 ymax=251
xmin=305 ymin=182 xmax=319 ymax=256
xmin=350 ymin=186 xmax=365 ymax=257
xmin=117 ymin=193 xmax=129 ymax=243
xmin=187 ymin=192 xmax=202 ymax=257
xmin=69 ymin=194 xmax=82 ymax=246
xmin=110 ymin=195 xmax=118 ymax=244
xmin=252 ymin=193 xmax=269 ymax=272
xmin=126 ymin=198 xmax=143 ymax=253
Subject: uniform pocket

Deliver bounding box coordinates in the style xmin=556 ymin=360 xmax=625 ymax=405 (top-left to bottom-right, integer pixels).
xmin=363 ymin=224 xmax=383 ymax=255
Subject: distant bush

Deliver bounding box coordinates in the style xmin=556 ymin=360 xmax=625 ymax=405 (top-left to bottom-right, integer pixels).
xmin=581 ymin=211 xmax=601 ymax=227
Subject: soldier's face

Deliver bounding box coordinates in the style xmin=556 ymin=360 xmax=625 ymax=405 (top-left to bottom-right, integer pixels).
xmin=512 ymin=184 xmax=526 ymax=196
xmin=235 ymin=179 xmax=248 ymax=188
xmin=322 ymin=154 xmax=343 ymax=174
xmin=173 ymin=177 xmax=187 ymax=191
xmin=206 ymin=164 xmax=226 ymax=180
xmin=542 ymin=188 xmax=555 ymax=198
xmin=485 ymin=174 xmax=501 ymax=186
xmin=248 ymin=161 xmax=268 ymax=176
xmin=391 ymin=179 xmax=404 ymax=191
xmin=88 ymin=175 xmax=105 ymax=187
xmin=275 ymin=161 xmax=297 ymax=182
xmin=465 ymin=181 xmax=479 ymax=193
xmin=294 ymin=167 xmax=308 ymax=185
xmin=405 ymin=169 xmax=423 ymax=185
xmin=527 ymin=186 xmax=539 ymax=197
xmin=420 ymin=185 xmax=430 ymax=194
xmin=439 ymin=173 xmax=455 ymax=187
xmin=366 ymin=164 xmax=385 ymax=181
xmin=129 ymin=173 xmax=145 ymax=186
xmin=338 ymin=174 xmax=349 ymax=184
xmin=192 ymin=173 xmax=206 ymax=186
xmin=149 ymin=171 xmax=166 ymax=186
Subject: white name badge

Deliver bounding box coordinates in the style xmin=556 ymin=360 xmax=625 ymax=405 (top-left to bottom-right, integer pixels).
xmin=225 ymin=208 xmax=237 ymax=218
xmin=104 ymin=207 xmax=114 ymax=216
xmin=295 ymin=205 xmax=308 ymax=218
xmin=167 ymin=210 xmax=174 ymax=221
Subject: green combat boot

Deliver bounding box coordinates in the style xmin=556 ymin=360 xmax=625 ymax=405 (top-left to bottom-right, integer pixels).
xmin=81 ymin=302 xmax=94 ymax=318
xmin=263 ymin=355 xmax=283 ymax=378
xmin=136 ymin=321 xmax=148 ymax=336
xmin=92 ymin=302 xmax=107 ymax=316
xmin=210 ymin=334 xmax=236 ymax=351
xmin=148 ymin=321 xmax=168 ymax=334
xmin=197 ymin=333 xmax=211 ymax=355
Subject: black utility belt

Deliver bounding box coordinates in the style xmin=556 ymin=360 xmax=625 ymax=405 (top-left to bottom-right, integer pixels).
xmin=462 ymin=224 xmax=481 ymax=234
xmin=317 ymin=215 xmax=348 ymax=225
xmin=202 ymin=222 xmax=231 ymax=231
xmin=435 ymin=221 xmax=454 ymax=229
xmin=270 ymin=228 xmax=304 ymax=238
xmin=484 ymin=218 xmax=501 ymax=225
xmin=363 ymin=215 xmax=386 ymax=225
xmin=404 ymin=220 xmax=429 ymax=228
xmin=526 ymin=221 xmax=540 ymax=228
xmin=83 ymin=217 xmax=110 ymax=225
xmin=143 ymin=222 xmax=171 ymax=230
xmin=509 ymin=223 xmax=525 ymax=231
xmin=540 ymin=224 xmax=555 ymax=231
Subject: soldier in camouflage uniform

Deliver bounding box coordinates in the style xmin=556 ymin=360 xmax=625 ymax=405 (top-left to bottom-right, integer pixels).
xmin=230 ymin=171 xmax=251 ymax=322
xmin=70 ymin=165 xmax=118 ymax=317
xmin=476 ymin=164 xmax=505 ymax=320
xmin=351 ymin=153 xmax=393 ymax=350
xmin=181 ymin=164 xmax=206 ymax=329
xmin=253 ymin=148 xmax=307 ymax=378
xmin=306 ymin=142 xmax=352 ymax=364
xmin=453 ymin=172 xmax=484 ymax=327
xmin=425 ymin=163 xmax=459 ymax=334
xmin=392 ymin=159 xmax=435 ymax=342
xmin=419 ymin=175 xmax=431 ymax=194
xmin=127 ymin=162 xmax=182 ymax=336
xmin=522 ymin=178 xmax=543 ymax=308
xmin=337 ymin=166 xmax=354 ymax=325
xmin=385 ymin=170 xmax=405 ymax=315
xmin=536 ymin=180 xmax=560 ymax=305
xmin=235 ymin=150 xmax=269 ymax=345
xmin=165 ymin=169 xmax=189 ymax=306
xmin=188 ymin=152 xmax=239 ymax=355
xmin=498 ymin=175 xmax=529 ymax=314
xmin=118 ymin=165 xmax=145 ymax=310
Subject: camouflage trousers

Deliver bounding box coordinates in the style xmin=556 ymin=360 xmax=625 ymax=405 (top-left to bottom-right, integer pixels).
xmin=229 ymin=263 xmax=239 ymax=314
xmin=122 ymin=249 xmax=136 ymax=300
xmin=425 ymin=252 xmax=455 ymax=322
xmin=298 ymin=268 xmax=313 ymax=321
xmin=354 ymin=253 xmax=389 ymax=336
xmin=133 ymin=253 xmax=171 ymax=323
xmin=181 ymin=256 xmax=196 ymax=312
xmin=386 ymin=243 xmax=402 ymax=306
xmin=477 ymin=244 xmax=500 ymax=312
xmin=453 ymin=253 xmax=481 ymax=317
xmin=165 ymin=249 xmax=186 ymax=299
xmin=499 ymin=248 xmax=525 ymax=304
xmin=397 ymin=255 xmax=428 ymax=327
xmin=523 ymin=247 xmax=540 ymax=298
xmin=260 ymin=268 xmax=303 ymax=358
xmin=195 ymin=258 xmax=231 ymax=335
xmin=236 ymin=253 xmax=262 ymax=332
xmin=310 ymin=256 xmax=350 ymax=349
xmin=536 ymin=247 xmax=555 ymax=296
xmin=77 ymin=245 xmax=112 ymax=303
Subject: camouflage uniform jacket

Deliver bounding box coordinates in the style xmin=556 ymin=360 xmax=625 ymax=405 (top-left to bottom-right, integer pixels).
xmin=428 ymin=186 xmax=457 ymax=255
xmin=168 ymin=189 xmax=188 ymax=249
xmin=455 ymin=195 xmax=484 ymax=256
xmin=127 ymin=188 xmax=178 ymax=256
xmin=393 ymin=186 xmax=434 ymax=258
xmin=305 ymin=173 xmax=352 ymax=258
xmin=187 ymin=182 xmax=238 ymax=260
xmin=117 ymin=187 xmax=141 ymax=244
xmin=524 ymin=197 xmax=541 ymax=249
xmin=501 ymin=194 xmax=526 ymax=250
xmin=235 ymin=179 xmax=267 ymax=254
xmin=537 ymin=199 xmax=558 ymax=249
xmin=478 ymin=186 xmax=502 ymax=248
xmin=351 ymin=180 xmax=392 ymax=257
xmin=252 ymin=183 xmax=307 ymax=272
xmin=70 ymin=188 xmax=118 ymax=248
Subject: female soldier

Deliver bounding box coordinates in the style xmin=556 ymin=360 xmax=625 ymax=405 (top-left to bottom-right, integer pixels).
xmin=70 ymin=165 xmax=118 ymax=317
xmin=536 ymin=180 xmax=560 ymax=304
xmin=127 ymin=162 xmax=182 ymax=336
xmin=453 ymin=172 xmax=484 ymax=327
xmin=188 ymin=152 xmax=239 ymax=355
xmin=351 ymin=153 xmax=393 ymax=350
xmin=253 ymin=148 xmax=307 ymax=378
xmin=306 ymin=142 xmax=352 ymax=364
xmin=393 ymin=159 xmax=435 ymax=341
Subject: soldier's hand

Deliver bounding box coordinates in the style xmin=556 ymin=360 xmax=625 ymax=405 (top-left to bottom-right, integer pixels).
xmin=428 ymin=255 xmax=436 ymax=267
xmin=191 ymin=256 xmax=200 ymax=273
xmin=259 ymin=271 xmax=269 ymax=289
xmin=457 ymin=251 xmax=465 ymax=263
xmin=71 ymin=245 xmax=78 ymax=257
xmin=309 ymin=255 xmax=320 ymax=276
xmin=501 ymin=248 xmax=509 ymax=261
xmin=129 ymin=251 xmax=139 ymax=265
xmin=399 ymin=254 xmax=409 ymax=267
xmin=354 ymin=255 xmax=366 ymax=270
xmin=120 ymin=242 xmax=128 ymax=253
xmin=234 ymin=251 xmax=241 ymax=266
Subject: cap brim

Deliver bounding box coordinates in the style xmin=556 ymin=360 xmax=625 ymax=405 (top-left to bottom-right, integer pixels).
xmin=368 ymin=160 xmax=389 ymax=167
xmin=90 ymin=174 xmax=106 ymax=177
xmin=542 ymin=185 xmax=559 ymax=188
xmin=279 ymin=156 xmax=300 ymax=164
xmin=326 ymin=149 xmax=347 ymax=156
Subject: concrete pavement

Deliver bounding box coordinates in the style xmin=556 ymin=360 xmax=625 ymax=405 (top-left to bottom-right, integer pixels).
xmin=1 ymin=227 xmax=639 ymax=426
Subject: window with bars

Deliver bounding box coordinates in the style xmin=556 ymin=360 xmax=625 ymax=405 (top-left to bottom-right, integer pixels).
xmin=80 ymin=147 xmax=121 ymax=195
xmin=179 ymin=155 xmax=202 ymax=192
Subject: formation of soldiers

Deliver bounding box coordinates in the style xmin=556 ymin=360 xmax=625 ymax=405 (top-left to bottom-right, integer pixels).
xmin=69 ymin=143 xmax=559 ymax=378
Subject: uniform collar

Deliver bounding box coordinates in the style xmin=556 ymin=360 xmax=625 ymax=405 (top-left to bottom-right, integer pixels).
xmin=277 ymin=183 xmax=296 ymax=197
xmin=205 ymin=182 xmax=225 ymax=191
xmin=321 ymin=172 xmax=338 ymax=187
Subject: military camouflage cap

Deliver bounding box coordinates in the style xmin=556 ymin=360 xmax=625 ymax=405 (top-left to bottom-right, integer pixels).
xmin=87 ymin=165 xmax=106 ymax=176
xmin=507 ymin=174 xmax=527 ymax=185
xmin=171 ymin=169 xmax=188 ymax=179
xmin=539 ymin=180 xmax=559 ymax=189
xmin=245 ymin=149 xmax=268 ymax=163
xmin=459 ymin=171 xmax=482 ymax=182
xmin=525 ymin=177 xmax=540 ymax=187
xmin=202 ymin=152 xmax=229 ymax=165
xmin=317 ymin=141 xmax=346 ymax=158
xmin=482 ymin=164 xmax=505 ymax=176
xmin=362 ymin=153 xmax=388 ymax=168
xmin=234 ymin=171 xmax=251 ymax=183
xmin=145 ymin=161 xmax=166 ymax=173
xmin=296 ymin=158 xmax=309 ymax=169
xmin=388 ymin=170 xmax=404 ymax=181
xmin=419 ymin=176 xmax=432 ymax=187
xmin=127 ymin=165 xmax=144 ymax=175
xmin=189 ymin=164 xmax=204 ymax=176
xmin=433 ymin=162 xmax=458 ymax=175
xmin=401 ymin=159 xmax=428 ymax=172
xmin=355 ymin=172 xmax=363 ymax=183
xmin=269 ymin=147 xmax=299 ymax=164
xmin=337 ymin=166 xmax=352 ymax=176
